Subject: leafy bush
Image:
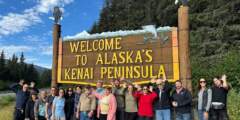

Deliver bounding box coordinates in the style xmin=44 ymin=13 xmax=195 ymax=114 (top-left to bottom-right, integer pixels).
xmin=0 ymin=95 xmax=15 ymax=107
xmin=227 ymin=89 xmax=240 ymax=120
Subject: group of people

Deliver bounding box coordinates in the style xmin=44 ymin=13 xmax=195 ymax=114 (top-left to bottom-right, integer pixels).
xmin=10 ymin=74 xmax=230 ymax=120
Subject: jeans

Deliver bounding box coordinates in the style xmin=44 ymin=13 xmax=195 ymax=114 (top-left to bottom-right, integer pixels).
xmin=155 ymin=109 xmax=171 ymax=120
xmin=198 ymin=110 xmax=205 ymax=120
xmin=210 ymin=109 xmax=228 ymax=120
xmin=80 ymin=112 xmax=90 ymax=120
xmin=176 ymin=113 xmax=191 ymax=120
xmin=116 ymin=109 xmax=125 ymax=120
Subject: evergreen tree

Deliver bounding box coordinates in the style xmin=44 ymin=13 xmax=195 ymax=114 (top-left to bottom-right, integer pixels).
xmin=8 ymin=54 xmax=19 ymax=82
xmin=19 ymin=52 xmax=26 ymax=79
xmin=26 ymin=64 xmax=39 ymax=83
xmin=40 ymin=69 xmax=51 ymax=87
xmin=0 ymin=50 xmax=5 ymax=80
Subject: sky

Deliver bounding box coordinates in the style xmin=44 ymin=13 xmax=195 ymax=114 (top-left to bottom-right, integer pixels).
xmin=0 ymin=0 xmax=104 ymax=68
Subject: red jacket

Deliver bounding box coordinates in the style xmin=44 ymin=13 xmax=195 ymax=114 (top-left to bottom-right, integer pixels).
xmin=134 ymin=91 xmax=157 ymax=117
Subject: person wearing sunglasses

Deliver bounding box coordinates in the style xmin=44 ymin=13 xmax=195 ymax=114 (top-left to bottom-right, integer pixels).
xmin=65 ymin=87 xmax=75 ymax=120
xmin=134 ymin=84 xmax=157 ymax=120
xmin=197 ymin=78 xmax=212 ymax=120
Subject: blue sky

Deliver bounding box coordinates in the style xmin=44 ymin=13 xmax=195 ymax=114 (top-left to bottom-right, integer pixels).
xmin=0 ymin=0 xmax=104 ymax=68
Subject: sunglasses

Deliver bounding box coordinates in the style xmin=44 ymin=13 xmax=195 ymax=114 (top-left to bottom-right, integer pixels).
xmin=200 ymin=81 xmax=206 ymax=83
xmin=143 ymin=88 xmax=148 ymax=90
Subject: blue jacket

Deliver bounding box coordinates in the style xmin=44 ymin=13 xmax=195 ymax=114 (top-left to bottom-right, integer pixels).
xmin=10 ymin=83 xmax=30 ymax=109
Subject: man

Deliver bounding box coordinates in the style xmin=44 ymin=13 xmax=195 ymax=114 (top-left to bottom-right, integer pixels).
xmin=171 ymin=80 xmax=192 ymax=120
xmin=45 ymin=87 xmax=58 ymax=120
xmin=35 ymin=91 xmax=48 ymax=120
xmin=76 ymin=86 xmax=96 ymax=120
xmin=210 ymin=75 xmax=230 ymax=120
xmin=111 ymin=78 xmax=125 ymax=120
xmin=10 ymin=82 xmax=30 ymax=120
xmin=153 ymin=78 xmax=172 ymax=120
xmin=74 ymin=86 xmax=82 ymax=120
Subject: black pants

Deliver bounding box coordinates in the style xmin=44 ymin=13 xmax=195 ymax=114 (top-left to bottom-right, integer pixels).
xmin=38 ymin=116 xmax=47 ymax=120
xmin=14 ymin=109 xmax=25 ymax=120
xmin=125 ymin=112 xmax=138 ymax=120
xmin=116 ymin=109 xmax=125 ymax=120
xmin=99 ymin=114 xmax=108 ymax=120
xmin=210 ymin=109 xmax=229 ymax=120
xmin=92 ymin=110 xmax=99 ymax=120
xmin=138 ymin=116 xmax=152 ymax=120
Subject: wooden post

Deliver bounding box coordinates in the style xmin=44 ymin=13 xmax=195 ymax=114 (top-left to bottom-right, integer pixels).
xmin=51 ymin=24 xmax=61 ymax=87
xmin=178 ymin=6 xmax=192 ymax=92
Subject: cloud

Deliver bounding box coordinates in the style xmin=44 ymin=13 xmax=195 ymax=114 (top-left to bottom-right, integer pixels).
xmin=23 ymin=35 xmax=44 ymax=42
xmin=0 ymin=0 xmax=74 ymax=37
xmin=35 ymin=63 xmax=52 ymax=69
xmin=0 ymin=45 xmax=34 ymax=58
xmin=25 ymin=57 xmax=38 ymax=63
xmin=40 ymin=45 xmax=53 ymax=55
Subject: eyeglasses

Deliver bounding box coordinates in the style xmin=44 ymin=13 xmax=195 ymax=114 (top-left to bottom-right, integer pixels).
xmin=143 ymin=88 xmax=148 ymax=90
xmin=200 ymin=81 xmax=206 ymax=83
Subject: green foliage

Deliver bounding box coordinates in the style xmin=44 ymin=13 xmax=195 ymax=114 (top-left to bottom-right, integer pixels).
xmin=227 ymin=89 xmax=240 ymax=120
xmin=39 ymin=69 xmax=52 ymax=88
xmin=191 ymin=50 xmax=240 ymax=93
xmin=91 ymin=0 xmax=240 ymax=91
xmin=0 ymin=51 xmax=51 ymax=90
xmin=0 ymin=95 xmax=15 ymax=107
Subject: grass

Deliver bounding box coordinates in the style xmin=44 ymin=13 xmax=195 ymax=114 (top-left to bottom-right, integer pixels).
xmin=0 ymin=95 xmax=15 ymax=120
xmin=0 ymin=103 xmax=14 ymax=120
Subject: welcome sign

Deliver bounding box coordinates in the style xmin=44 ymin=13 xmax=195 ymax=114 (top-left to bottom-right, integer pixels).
xmin=57 ymin=27 xmax=179 ymax=85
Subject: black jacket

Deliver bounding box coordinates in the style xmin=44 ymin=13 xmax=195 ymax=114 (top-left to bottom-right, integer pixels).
xmin=25 ymin=99 xmax=35 ymax=120
xmin=153 ymin=81 xmax=172 ymax=110
xmin=65 ymin=94 xmax=75 ymax=119
xmin=171 ymin=88 xmax=192 ymax=113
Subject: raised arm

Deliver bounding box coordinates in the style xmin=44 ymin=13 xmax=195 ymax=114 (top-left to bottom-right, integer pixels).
xmin=221 ymin=74 xmax=229 ymax=90
xmin=9 ymin=83 xmax=19 ymax=93
xmin=92 ymin=91 xmax=103 ymax=99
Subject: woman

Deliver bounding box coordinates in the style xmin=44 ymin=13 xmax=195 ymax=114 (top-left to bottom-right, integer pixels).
xmin=198 ymin=78 xmax=212 ymax=120
xmin=25 ymin=92 xmax=38 ymax=120
xmin=93 ymin=86 xmax=117 ymax=120
xmin=65 ymin=88 xmax=75 ymax=120
xmin=34 ymin=91 xmax=48 ymax=120
xmin=52 ymin=88 xmax=66 ymax=120
xmin=124 ymin=84 xmax=138 ymax=120
xmin=135 ymin=85 xmax=157 ymax=120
